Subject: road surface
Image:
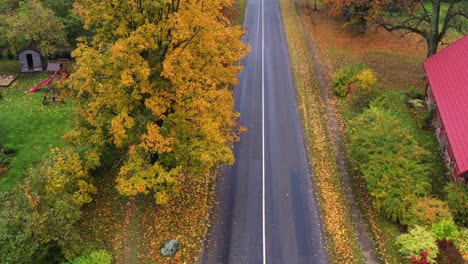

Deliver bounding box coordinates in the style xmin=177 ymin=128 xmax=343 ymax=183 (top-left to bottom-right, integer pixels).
xmin=201 ymin=0 xmax=328 ymax=263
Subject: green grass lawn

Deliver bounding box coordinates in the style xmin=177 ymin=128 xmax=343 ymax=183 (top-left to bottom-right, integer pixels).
xmin=0 ymin=60 xmax=73 ymax=191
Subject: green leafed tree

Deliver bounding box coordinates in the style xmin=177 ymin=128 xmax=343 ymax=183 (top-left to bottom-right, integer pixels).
xmin=65 ymin=0 xmax=248 ymax=204
xmin=444 ymin=183 xmax=468 ymax=227
xmin=68 ymin=250 xmax=112 ymax=264
xmin=396 ymin=225 xmax=439 ymax=263
xmin=350 ymin=106 xmax=432 ymax=222
xmin=0 ymin=151 xmax=90 ymax=262
xmin=39 ymin=0 xmax=85 ymax=48
xmin=5 ymin=0 xmax=68 ymax=55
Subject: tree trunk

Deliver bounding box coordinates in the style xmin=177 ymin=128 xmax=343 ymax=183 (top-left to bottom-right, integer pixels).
xmin=427 ymin=36 xmax=439 ymax=57
xmin=7 ymin=48 xmax=14 ymax=60
xmin=427 ymin=0 xmax=441 ymax=57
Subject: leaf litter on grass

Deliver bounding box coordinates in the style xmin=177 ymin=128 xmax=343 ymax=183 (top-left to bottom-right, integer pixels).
xmin=0 ymin=72 xmax=73 ymax=190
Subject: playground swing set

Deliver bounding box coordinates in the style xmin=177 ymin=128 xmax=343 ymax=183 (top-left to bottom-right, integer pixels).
xmin=28 ymin=59 xmax=70 ymax=105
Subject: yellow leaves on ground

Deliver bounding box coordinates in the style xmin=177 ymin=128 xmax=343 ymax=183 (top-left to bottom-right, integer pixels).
xmin=81 ymin=171 xmax=213 ymax=263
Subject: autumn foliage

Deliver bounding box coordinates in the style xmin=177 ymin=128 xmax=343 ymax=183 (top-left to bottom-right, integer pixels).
xmin=436 ymin=239 xmax=465 ymax=264
xmin=396 ymin=226 xmax=439 ymax=263
xmin=350 ymin=105 xmax=432 ymax=222
xmin=66 ymin=0 xmax=248 ymax=204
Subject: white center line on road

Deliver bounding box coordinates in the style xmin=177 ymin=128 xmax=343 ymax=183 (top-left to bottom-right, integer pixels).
xmin=261 ymin=0 xmax=266 ymax=262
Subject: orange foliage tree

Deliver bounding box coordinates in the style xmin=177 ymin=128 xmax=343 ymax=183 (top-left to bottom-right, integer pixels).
xmin=65 ymin=0 xmax=248 ymax=204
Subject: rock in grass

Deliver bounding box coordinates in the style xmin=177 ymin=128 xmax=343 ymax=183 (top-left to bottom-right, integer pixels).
xmin=161 ymin=239 xmax=179 ymax=257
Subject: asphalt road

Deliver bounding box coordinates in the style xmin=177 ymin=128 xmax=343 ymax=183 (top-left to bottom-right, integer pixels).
xmin=201 ymin=0 xmax=328 ymax=263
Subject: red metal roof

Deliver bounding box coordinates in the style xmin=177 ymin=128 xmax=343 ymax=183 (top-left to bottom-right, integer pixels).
xmin=423 ymin=35 xmax=468 ymax=175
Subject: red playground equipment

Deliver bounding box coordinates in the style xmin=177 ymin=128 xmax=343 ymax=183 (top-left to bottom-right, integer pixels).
xmin=28 ymin=77 xmax=52 ymax=93
xmin=28 ymin=59 xmax=70 ymax=93
xmin=27 ymin=59 xmax=70 ymax=104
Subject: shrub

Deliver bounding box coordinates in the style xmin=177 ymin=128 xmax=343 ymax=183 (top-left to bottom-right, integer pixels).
xmin=370 ymin=92 xmax=409 ymax=117
xmin=0 ymin=149 xmax=94 ymax=262
xmin=410 ymin=250 xmax=430 ymax=264
xmin=333 ymin=64 xmax=377 ymax=102
xmin=431 ymin=219 xmax=460 ymax=242
xmin=444 ymin=183 xmax=468 ymax=227
xmin=346 ymin=85 xmax=375 ymax=111
xmin=68 ymin=250 xmax=112 ymax=264
xmin=356 ymin=69 xmax=377 ymax=93
xmin=333 ymin=64 xmax=365 ymax=97
xmin=396 ymin=226 xmax=438 ymax=263
xmin=0 ymin=142 xmax=12 ymax=165
xmin=350 ymin=107 xmax=432 ymax=222
xmin=408 ymin=99 xmax=425 ymax=108
xmin=401 ymin=197 xmax=453 ymax=227
xmin=407 ymin=87 xmax=425 ymax=100
xmin=457 ymin=229 xmax=468 ymax=260
xmin=436 ymin=239 xmax=464 ymax=264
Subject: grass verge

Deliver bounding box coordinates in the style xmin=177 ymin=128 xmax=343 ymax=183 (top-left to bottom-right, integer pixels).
xmin=0 ymin=60 xmax=72 ymax=191
xmin=237 ymin=0 xmax=247 ymax=25
xmin=278 ymin=0 xmax=364 ymax=262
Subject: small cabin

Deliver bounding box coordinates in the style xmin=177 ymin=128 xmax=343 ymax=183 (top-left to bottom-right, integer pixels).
xmin=424 ymin=36 xmax=468 ymax=184
xmin=18 ymin=44 xmax=43 ymax=72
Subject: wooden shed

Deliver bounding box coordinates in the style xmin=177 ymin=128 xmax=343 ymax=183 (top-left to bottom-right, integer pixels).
xmin=18 ymin=44 xmax=43 ymax=72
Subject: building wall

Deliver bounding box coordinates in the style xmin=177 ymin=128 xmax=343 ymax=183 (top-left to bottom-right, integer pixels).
xmin=427 ymin=85 xmax=462 ymax=183
xmin=426 ymin=84 xmax=435 ymax=110
xmin=19 ymin=49 xmax=42 ymax=72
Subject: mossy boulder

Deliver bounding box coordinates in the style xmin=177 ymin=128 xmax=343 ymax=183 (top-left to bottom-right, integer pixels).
xmin=161 ymin=239 xmax=179 ymax=257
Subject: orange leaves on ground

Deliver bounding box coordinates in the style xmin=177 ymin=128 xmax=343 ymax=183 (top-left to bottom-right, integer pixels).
xmin=81 ymin=172 xmax=213 ymax=263
xmin=307 ymin=7 xmax=426 ymax=92
xmin=141 ymin=174 xmax=213 ymax=263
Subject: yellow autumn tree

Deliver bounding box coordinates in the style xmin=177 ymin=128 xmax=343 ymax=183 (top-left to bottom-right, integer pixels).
xmin=65 ymin=0 xmax=248 ymax=204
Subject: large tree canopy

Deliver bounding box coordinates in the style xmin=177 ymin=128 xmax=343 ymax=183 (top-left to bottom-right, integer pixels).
xmin=323 ymin=0 xmax=467 ymax=57
xmin=65 ymin=0 xmax=248 ymax=204
xmin=0 ymin=0 xmax=68 ymax=55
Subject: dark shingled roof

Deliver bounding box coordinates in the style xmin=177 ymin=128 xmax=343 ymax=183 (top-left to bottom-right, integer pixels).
xmin=18 ymin=43 xmax=41 ymax=54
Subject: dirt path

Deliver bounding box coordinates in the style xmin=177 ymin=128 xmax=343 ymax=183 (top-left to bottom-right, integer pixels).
xmin=293 ymin=1 xmax=380 ymax=263
xmin=120 ymin=197 xmax=136 ymax=264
